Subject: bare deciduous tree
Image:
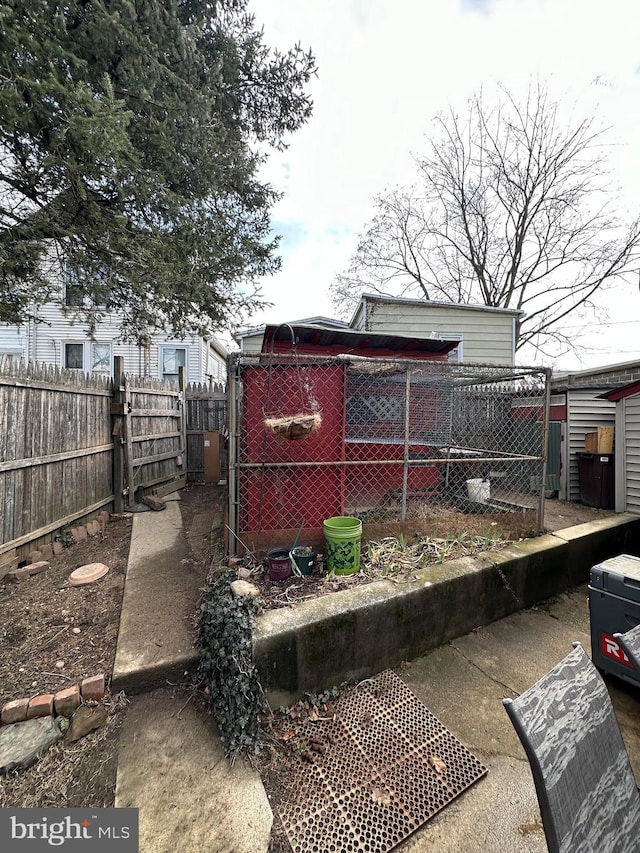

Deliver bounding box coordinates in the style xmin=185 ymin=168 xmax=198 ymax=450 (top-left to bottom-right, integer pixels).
xmin=332 ymin=83 xmax=640 ymax=354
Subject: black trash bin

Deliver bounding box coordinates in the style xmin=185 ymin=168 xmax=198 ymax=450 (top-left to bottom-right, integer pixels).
xmin=578 ymin=452 xmax=614 ymax=509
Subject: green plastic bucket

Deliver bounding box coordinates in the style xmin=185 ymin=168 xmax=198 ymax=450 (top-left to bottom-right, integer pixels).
xmin=323 ymin=516 xmax=362 ymax=575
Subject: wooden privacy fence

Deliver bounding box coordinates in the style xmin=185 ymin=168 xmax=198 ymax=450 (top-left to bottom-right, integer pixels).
xmin=0 ymin=356 xmax=228 ymax=563
xmin=0 ymin=356 xmax=114 ymax=566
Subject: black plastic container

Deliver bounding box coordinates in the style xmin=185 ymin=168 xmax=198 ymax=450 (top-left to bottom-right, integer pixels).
xmin=578 ymin=452 xmax=614 ymax=509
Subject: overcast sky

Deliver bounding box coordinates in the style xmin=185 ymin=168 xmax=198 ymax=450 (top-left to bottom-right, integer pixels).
xmin=245 ymin=0 xmax=640 ymax=369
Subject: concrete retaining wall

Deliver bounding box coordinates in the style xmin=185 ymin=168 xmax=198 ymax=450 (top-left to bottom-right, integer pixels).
xmin=253 ymin=515 xmax=640 ymax=706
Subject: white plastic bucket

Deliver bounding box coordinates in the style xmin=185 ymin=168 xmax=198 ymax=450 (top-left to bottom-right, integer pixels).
xmin=466 ymin=478 xmax=490 ymax=503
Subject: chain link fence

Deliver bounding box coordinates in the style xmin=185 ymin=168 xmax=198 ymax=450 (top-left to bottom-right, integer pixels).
xmin=228 ymin=353 xmax=551 ymax=555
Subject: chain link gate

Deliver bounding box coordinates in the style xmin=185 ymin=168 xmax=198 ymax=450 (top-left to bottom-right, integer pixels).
xmin=228 ymin=353 xmax=551 ymax=556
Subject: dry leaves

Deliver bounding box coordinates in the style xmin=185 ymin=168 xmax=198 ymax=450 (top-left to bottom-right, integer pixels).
xmin=371 ymin=786 xmax=392 ymax=805
xmin=429 ymin=755 xmax=446 ymax=774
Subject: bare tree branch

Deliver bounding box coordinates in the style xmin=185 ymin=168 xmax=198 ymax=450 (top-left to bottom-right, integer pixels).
xmin=332 ymin=81 xmax=640 ymax=355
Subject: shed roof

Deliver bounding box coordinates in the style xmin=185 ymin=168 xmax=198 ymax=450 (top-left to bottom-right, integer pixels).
xmin=261 ymin=323 xmax=459 ymax=357
xmin=354 ymin=292 xmax=523 ymax=317
xmin=599 ymin=380 xmax=640 ymax=402
xmin=233 ymin=316 xmax=348 ymax=347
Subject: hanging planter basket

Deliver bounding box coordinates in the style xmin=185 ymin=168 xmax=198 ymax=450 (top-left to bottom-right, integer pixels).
xmin=261 ymin=325 xmax=321 ymax=441
xmin=264 ymin=412 xmax=322 ymax=441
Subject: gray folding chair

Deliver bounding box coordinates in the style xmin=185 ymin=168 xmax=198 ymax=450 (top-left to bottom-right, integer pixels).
xmin=614 ymin=624 xmax=640 ymax=671
xmin=503 ymin=643 xmax=640 ymax=853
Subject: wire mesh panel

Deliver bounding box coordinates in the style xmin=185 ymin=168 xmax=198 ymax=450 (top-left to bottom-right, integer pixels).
xmin=237 ymin=360 xmax=344 ymax=538
xmin=230 ymin=353 xmax=550 ymax=554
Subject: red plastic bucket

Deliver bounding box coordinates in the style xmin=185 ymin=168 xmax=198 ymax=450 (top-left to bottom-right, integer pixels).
xmin=267 ymin=547 xmax=292 ymax=580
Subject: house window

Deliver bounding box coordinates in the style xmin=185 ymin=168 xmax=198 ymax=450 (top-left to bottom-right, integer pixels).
xmin=443 ymin=335 xmax=463 ymax=363
xmin=64 ymin=342 xmax=112 ymax=374
xmin=64 ymin=265 xmax=86 ymax=307
xmin=91 ymin=343 xmax=111 ymax=374
xmin=64 ymin=282 xmax=85 ymax=307
xmin=64 ymin=343 xmax=85 ymax=370
xmin=161 ymin=347 xmax=186 ymax=383
xmin=63 ymin=263 xmax=109 ymax=307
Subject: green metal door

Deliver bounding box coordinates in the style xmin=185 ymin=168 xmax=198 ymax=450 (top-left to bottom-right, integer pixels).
xmin=546 ymin=421 xmax=561 ymax=491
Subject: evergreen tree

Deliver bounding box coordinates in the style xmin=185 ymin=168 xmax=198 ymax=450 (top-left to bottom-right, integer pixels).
xmin=0 ymin=0 xmax=316 ymax=339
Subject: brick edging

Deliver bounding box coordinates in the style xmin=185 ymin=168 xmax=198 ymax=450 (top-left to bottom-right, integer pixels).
xmin=1 ymin=511 xmax=113 ymax=584
xmin=0 ymin=673 xmax=106 ymax=726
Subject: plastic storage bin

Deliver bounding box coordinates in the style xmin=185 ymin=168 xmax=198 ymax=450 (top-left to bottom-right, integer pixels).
xmin=589 ymin=554 xmax=640 ymax=686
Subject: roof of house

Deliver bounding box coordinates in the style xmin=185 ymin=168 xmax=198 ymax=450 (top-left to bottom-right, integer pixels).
xmin=261 ymin=323 xmax=459 ymax=357
xmin=553 ymin=358 xmax=640 ymax=381
xmin=551 ymin=359 xmax=640 ymax=392
xmin=354 ymin=292 xmax=523 ymax=318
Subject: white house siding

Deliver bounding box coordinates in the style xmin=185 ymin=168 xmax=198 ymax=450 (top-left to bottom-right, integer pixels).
xmin=616 ymin=394 xmax=640 ymax=514
xmin=203 ymin=339 xmax=227 ymax=385
xmin=565 ymin=390 xmax=616 ymax=502
xmin=0 ymin=302 xmax=218 ymax=383
xmin=238 ymin=333 xmax=264 ymax=355
xmin=352 ymin=297 xmax=517 ymax=365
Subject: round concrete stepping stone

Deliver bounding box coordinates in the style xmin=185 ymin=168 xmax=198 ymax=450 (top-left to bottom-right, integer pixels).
xmin=68 ymin=562 xmax=110 ymax=586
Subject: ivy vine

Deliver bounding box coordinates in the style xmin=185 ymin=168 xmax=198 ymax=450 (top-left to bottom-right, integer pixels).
xmin=196 ymin=571 xmax=266 ymax=760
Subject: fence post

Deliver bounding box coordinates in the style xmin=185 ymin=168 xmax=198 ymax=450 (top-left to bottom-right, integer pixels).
xmin=124 ymin=373 xmax=134 ymax=503
xmin=179 ymin=365 xmax=187 ymax=476
xmin=227 ymin=355 xmax=238 ymax=557
xmin=401 ymin=368 xmax=411 ymax=522
xmin=538 ymin=369 xmax=552 ymax=531
xmin=112 ymin=356 xmax=126 ymax=513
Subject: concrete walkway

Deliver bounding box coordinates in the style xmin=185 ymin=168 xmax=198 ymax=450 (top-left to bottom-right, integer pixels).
xmin=113 ymin=493 xmax=272 ymax=853
xmin=400 ymin=589 xmax=640 ymax=852
xmin=112 ymin=499 xmax=640 ymax=852
xmin=115 ymin=690 xmax=272 ymax=853
xmin=111 ymin=493 xmax=203 ymax=694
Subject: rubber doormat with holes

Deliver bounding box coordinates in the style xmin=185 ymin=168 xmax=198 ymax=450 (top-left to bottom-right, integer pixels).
xmin=277 ymin=669 xmax=487 ymax=853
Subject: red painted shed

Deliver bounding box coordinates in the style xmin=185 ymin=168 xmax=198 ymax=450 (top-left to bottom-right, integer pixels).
xmin=237 ymin=326 xmax=458 ymax=543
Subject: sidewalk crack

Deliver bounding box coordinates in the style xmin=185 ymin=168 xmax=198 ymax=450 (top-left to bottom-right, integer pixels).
xmin=448 ymin=640 xmax=520 ymax=698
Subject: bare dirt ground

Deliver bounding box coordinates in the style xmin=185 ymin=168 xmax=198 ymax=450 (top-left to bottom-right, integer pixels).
xmin=541 ymin=497 xmax=616 ymax=532
xmin=0 ymin=484 xmax=213 ymax=809
xmin=249 ymin=498 xmax=617 ymax=610
xmin=0 ymin=489 xmax=614 ymax=813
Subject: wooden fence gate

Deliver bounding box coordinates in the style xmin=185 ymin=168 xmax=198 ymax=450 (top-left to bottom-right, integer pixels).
xmin=112 ymin=357 xmax=187 ymax=511
xmin=185 ymin=383 xmax=227 ymax=483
